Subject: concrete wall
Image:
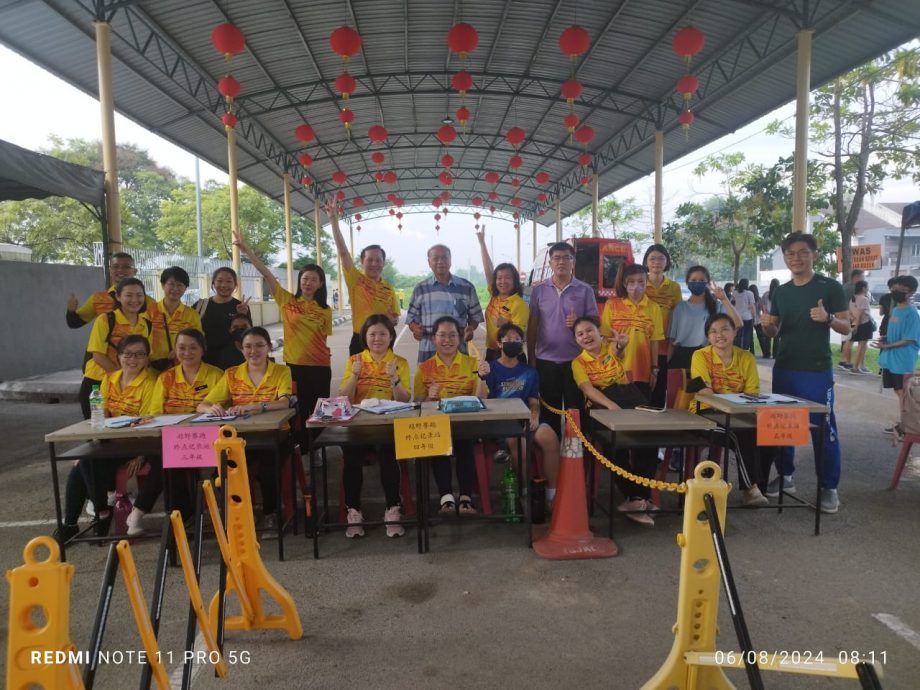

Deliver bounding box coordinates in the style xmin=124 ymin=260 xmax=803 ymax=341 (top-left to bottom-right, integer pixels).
xmin=0 ymin=261 xmax=105 ymax=381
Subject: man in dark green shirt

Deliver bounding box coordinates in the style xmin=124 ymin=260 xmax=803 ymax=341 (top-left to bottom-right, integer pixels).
xmin=761 ymin=232 xmax=849 ymax=513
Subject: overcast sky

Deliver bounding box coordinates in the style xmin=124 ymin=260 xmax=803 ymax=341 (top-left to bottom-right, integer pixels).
xmin=1 ymin=44 xmax=915 ymax=276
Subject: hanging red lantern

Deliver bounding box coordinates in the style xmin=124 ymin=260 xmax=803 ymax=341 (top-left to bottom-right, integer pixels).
xmin=560 ymin=79 xmax=582 ymax=104
xmin=374 ymin=172 xmax=385 ymax=182
xmin=484 ymin=171 xmax=500 ymax=185
xmin=371 ymin=151 xmax=385 ymax=165
xmin=437 ymin=124 xmax=457 ymax=144
xmin=353 ymin=198 xmax=364 ymax=208
xmin=432 ymin=199 xmax=442 ymax=208
xmin=389 ymin=209 xmax=396 ymax=215
xmin=441 ymin=154 xmax=455 ymax=168
xmin=383 ymin=171 xmax=398 ymax=185
xmin=672 ymin=26 xmax=705 ymax=62
xmin=356 ymin=224 xmax=362 ymax=232
xmin=489 ymin=205 xmax=497 ymax=213
xmin=339 ymin=108 xmax=354 ymax=128
xmin=330 ymin=26 xmax=362 ymax=58
xmin=678 ymin=110 xmax=695 ymax=128
xmin=578 ymin=152 xmax=592 ymax=167
xmin=575 ymin=126 xmax=595 ymax=144
xmin=509 ymin=155 xmax=523 ymax=169
xmin=514 ymin=223 xmax=520 ymax=230
xmin=218 ymin=76 xmax=241 ymax=100
xmin=442 ymin=207 xmax=449 ymax=214
xmin=676 ymin=74 xmax=700 ymax=103
xmin=395 ymin=197 xmax=405 ymax=207
xmin=511 ymin=178 xmax=521 ymax=188
xmin=488 ymin=191 xmax=498 ymax=201
xmin=559 ymin=25 xmax=590 ymax=59
xmin=506 ymin=126 xmax=526 ymax=148
xmin=332 ymin=171 xmax=348 ymax=185
xmin=335 ymin=190 xmax=346 ymax=201
xmin=580 ymin=175 xmax=589 ymax=186
xmin=355 ymin=213 xmax=362 ymax=221
xmin=451 ymin=71 xmax=474 ymax=96
xmin=456 ymin=106 xmax=471 ymax=128
xmin=435 ymin=225 xmax=440 ymax=231
xmin=513 ymin=211 xmax=520 ymax=220
xmin=335 ymin=73 xmax=356 ymax=100
xmin=474 ymin=212 xmax=481 ymax=220
xmin=439 ymin=171 xmax=453 ymax=186
xmin=511 ymin=197 xmax=522 ymax=207
xmin=368 ymin=125 xmax=388 ymax=143
xmin=471 ymin=196 xmax=483 ymax=206
xmin=295 ymin=124 xmax=315 ymax=142
xmin=396 ymin=212 xmax=403 ymax=220
xmin=387 ymin=193 xmax=398 ymax=203
xmin=297 ymin=153 xmax=313 ymax=168
xmin=434 ymin=213 xmax=442 ymax=221
xmin=564 ymin=113 xmax=579 ymax=134
xmin=301 ymin=175 xmax=312 ymax=186
xmin=537 ymin=192 xmax=547 ymax=203
xmin=398 ymin=224 xmax=403 ymax=230
xmin=535 ymin=171 xmax=550 ymax=185
xmin=212 ymin=23 xmax=245 ymax=57
xmin=222 ymin=112 xmax=238 ymax=128
xmin=440 ymin=191 xmax=450 ymax=200
xmin=447 ymin=23 xmax=479 ymax=56
xmin=538 ymin=209 xmax=545 ymax=217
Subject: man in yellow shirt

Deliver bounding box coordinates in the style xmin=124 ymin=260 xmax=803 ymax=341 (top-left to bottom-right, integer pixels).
xmin=65 ymin=252 xmax=155 ymax=327
xmin=327 ymin=202 xmax=400 ymax=355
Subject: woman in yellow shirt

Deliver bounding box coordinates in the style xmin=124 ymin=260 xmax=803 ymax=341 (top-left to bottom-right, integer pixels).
xmin=233 ymin=230 xmax=331 ymax=430
xmin=148 ymin=266 xmax=203 ymax=370
xmin=643 ymin=244 xmax=682 ymax=407
xmin=57 ymin=335 xmax=159 ymax=544
xmin=476 ymin=226 xmax=529 ymax=361
xmin=338 ymin=315 xmax=412 ymax=538
xmin=414 ymin=316 xmax=489 ymax=515
xmin=199 ymin=327 xmax=293 ymax=529
xmin=690 ymin=313 xmax=771 ymax=506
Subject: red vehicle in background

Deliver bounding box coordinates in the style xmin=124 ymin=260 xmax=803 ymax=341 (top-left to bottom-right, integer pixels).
xmin=525 ymin=237 xmax=635 ymax=311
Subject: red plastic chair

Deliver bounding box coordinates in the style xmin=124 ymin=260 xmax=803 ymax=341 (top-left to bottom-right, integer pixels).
xmin=891 ymin=374 xmax=919 ymax=490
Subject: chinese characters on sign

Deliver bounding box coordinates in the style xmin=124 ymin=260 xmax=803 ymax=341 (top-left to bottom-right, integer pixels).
xmin=162 ymin=426 xmax=221 ymax=468
xmin=756 ymin=407 xmax=810 ymax=446
xmin=394 ymin=415 xmax=453 ymax=459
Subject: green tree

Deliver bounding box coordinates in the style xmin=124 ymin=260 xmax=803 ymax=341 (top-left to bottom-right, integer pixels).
xmin=572 ymin=196 xmax=644 ymax=243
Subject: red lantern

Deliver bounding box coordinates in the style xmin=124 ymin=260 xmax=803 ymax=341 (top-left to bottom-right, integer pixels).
xmin=514 ymin=224 xmax=520 ymax=230
xmin=506 ymin=126 xmax=526 ymax=148
xmin=564 ymin=113 xmax=579 ymax=133
xmin=489 ymin=205 xmax=497 ymax=213
xmin=330 ymin=26 xmax=362 ymax=58
xmin=535 ymin=171 xmax=550 ymax=185
xmin=474 ymin=212 xmax=481 ymax=220
xmin=218 ymin=76 xmax=241 ymax=100
xmin=509 ymin=155 xmax=523 ymax=169
xmin=488 ymin=191 xmax=498 ymax=201
xmin=335 ymin=190 xmax=346 ymax=201
xmin=395 ymin=197 xmax=404 ymax=207
xmin=433 ymin=214 xmax=441 ymax=222
xmin=511 ymin=178 xmax=521 ymax=188
xmin=559 ymin=25 xmax=589 ymax=59
xmin=672 ymin=26 xmax=705 ymax=60
xmin=441 ymin=154 xmax=455 ymax=168
xmin=578 ymin=152 xmax=592 ymax=167
xmin=353 ymin=198 xmax=364 ymax=208
xmin=439 ymin=171 xmax=453 ymax=186
xmin=383 ymin=171 xmax=397 ymax=185
xmin=575 ymin=126 xmax=594 ymax=144
xmin=396 ymin=212 xmax=403 ymax=220
xmin=440 ymin=191 xmax=450 ymax=200
xmin=456 ymin=106 xmax=471 ymax=127
xmin=212 ymin=23 xmax=245 ymax=57
xmin=484 ymin=171 xmax=500 ymax=185
xmin=432 ymin=199 xmax=442 ymax=208
xmin=676 ymin=74 xmax=700 ymax=101
xmin=339 ymin=109 xmax=354 ymax=128
xmin=513 ymin=211 xmax=520 ymax=220
xmin=437 ymin=125 xmax=457 ymax=144
xmin=435 ymin=225 xmax=439 ymax=231
xmin=332 ymin=171 xmax=347 ymax=185
xmin=335 ymin=73 xmax=356 ymax=99
xmin=389 ymin=209 xmax=395 ymax=215
xmin=222 ymin=112 xmax=238 ymax=128
xmin=471 ymin=196 xmax=483 ymax=206
xmin=511 ymin=197 xmax=522 ymax=207
xmin=297 ymin=153 xmax=313 ymax=168
xmin=398 ymin=224 xmax=403 ymax=230
xmin=580 ymin=175 xmax=589 ymax=186
xmin=560 ymin=79 xmax=582 ymax=103
xmin=451 ymin=71 xmax=474 ymax=96
xmin=387 ymin=193 xmax=398 ymax=203
xmin=355 ymin=213 xmax=362 ymax=221
xmin=538 ymin=209 xmax=545 ymax=217
xmin=295 ymin=124 xmax=315 ymax=142
xmin=678 ymin=110 xmax=695 ymax=128
xmin=356 ymin=225 xmax=361 ymax=231
xmin=371 ymin=151 xmax=385 ymax=165
xmin=374 ymin=172 xmax=385 ymax=182
xmin=442 ymin=207 xmax=449 ymax=214
xmin=368 ymin=125 xmax=388 ymax=143
xmin=447 ymin=23 xmax=479 ymax=56
xmin=301 ymin=175 xmax=312 ymax=186
xmin=537 ymin=192 xmax=547 ymax=203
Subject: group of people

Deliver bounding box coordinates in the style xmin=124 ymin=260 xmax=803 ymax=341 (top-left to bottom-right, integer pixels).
xmin=59 ymin=217 xmax=911 ymax=544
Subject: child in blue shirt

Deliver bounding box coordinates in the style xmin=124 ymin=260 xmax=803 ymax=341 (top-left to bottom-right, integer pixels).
xmin=875 ymin=275 xmax=920 ymax=426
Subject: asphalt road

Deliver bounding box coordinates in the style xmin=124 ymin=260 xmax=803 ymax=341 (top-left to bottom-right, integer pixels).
xmin=2 ymin=318 xmax=919 ymax=689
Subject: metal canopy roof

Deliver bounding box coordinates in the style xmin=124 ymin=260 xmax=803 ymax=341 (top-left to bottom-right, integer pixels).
xmin=1 ymin=0 xmax=918 ymax=228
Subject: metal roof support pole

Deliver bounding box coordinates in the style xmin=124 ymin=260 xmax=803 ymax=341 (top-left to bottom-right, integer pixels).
xmin=348 ymin=218 xmax=354 ymax=258
xmin=592 ymin=174 xmax=599 ymax=238
xmin=556 ymin=198 xmax=562 ymax=242
xmin=532 ymin=218 xmax=537 ymax=261
xmin=517 ymin=221 xmax=521 ymax=272
xmin=314 ymin=197 xmax=322 ymax=269
xmin=227 ymin=126 xmax=242 ymax=298
xmin=94 ymin=21 xmax=121 ymax=255
xmin=792 ymin=28 xmax=814 ymax=233
xmin=283 ymin=174 xmax=294 ymax=292
xmin=654 ymin=129 xmax=664 ymax=244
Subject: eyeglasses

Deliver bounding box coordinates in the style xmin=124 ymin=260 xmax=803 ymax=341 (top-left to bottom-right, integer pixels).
xmin=550 ymin=255 xmax=574 ymax=263
xmin=783 ymin=249 xmax=813 ymax=259
xmin=434 ymin=332 xmax=459 ymax=340
xmin=119 ymin=351 xmax=148 ymax=359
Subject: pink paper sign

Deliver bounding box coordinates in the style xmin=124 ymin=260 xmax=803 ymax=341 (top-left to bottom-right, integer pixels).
xmin=162 ymin=426 xmax=220 ymax=468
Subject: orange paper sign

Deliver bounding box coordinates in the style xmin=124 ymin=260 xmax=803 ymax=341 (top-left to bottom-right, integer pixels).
xmin=394 ymin=414 xmax=452 ymax=459
xmin=756 ymin=407 xmax=810 ymax=446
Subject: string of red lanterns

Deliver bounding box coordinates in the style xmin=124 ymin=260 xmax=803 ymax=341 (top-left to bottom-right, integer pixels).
xmin=672 ymin=26 xmax=705 ymax=136
xmin=212 ymin=23 xmax=245 ymax=132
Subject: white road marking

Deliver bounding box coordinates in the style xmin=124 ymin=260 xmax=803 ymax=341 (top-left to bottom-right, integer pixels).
xmin=0 ymin=512 xmax=165 ymax=529
xmin=168 ymin=632 xmax=207 ymax=688
xmin=873 ymin=613 xmax=920 ymax=651
xmin=394 ymin=323 xmax=409 ymax=346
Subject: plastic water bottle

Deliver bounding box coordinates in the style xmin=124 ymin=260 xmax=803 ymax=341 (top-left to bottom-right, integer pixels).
xmin=501 ymin=465 xmax=520 ymax=523
xmin=89 ymin=385 xmax=105 ymax=429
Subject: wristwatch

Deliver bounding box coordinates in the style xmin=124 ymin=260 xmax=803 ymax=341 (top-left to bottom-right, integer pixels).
xmin=825 ymin=312 xmax=834 ymax=325
xmin=260 ymin=402 xmax=268 ymax=413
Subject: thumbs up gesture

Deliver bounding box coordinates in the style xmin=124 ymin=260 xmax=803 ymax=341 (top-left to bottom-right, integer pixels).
xmin=809 ymin=298 xmax=829 ymax=323
xmin=565 ymin=308 xmax=577 ymax=329
xmin=67 ymin=292 xmax=79 ymax=312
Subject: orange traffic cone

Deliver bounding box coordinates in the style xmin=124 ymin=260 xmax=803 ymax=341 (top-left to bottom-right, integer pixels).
xmin=533 ymin=409 xmax=619 ymax=560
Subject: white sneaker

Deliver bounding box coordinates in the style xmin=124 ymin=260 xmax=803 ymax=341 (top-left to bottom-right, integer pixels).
xmin=345 ymin=508 xmax=365 ymax=538
xmin=126 ymin=508 xmax=146 ymax=536
xmin=765 ymin=475 xmax=795 ymax=497
xmin=618 ymin=498 xmax=655 ymax=527
xmin=819 ymin=488 xmax=840 ymax=514
xmin=742 ymin=486 xmax=769 ymax=507
xmin=384 ymin=506 xmax=405 ymax=538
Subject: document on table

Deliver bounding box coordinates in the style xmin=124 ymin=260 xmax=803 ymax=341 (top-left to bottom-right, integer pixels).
xmin=354 ymin=399 xmax=417 ymax=415
xmin=189 ymin=413 xmax=241 ymax=423
xmin=713 ymin=393 xmax=800 ymax=405
xmin=103 ymin=414 xmax=195 ymax=428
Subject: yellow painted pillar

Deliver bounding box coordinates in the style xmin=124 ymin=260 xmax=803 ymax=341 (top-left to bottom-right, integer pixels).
xmin=314 ymin=197 xmax=322 ymax=268
xmin=792 ymin=28 xmax=814 ymax=233
xmin=94 ymin=21 xmax=122 ymax=254
xmin=555 ymin=198 xmax=562 ymax=242
xmin=591 ymin=174 xmax=599 ymax=237
xmin=227 ymin=126 xmax=241 ymax=298
xmin=283 ymin=173 xmax=294 ymax=292
xmin=654 ymin=129 xmax=664 ymax=244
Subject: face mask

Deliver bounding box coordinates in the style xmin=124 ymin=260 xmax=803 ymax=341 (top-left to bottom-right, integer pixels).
xmin=501 ymin=341 xmax=524 ymax=358
xmin=232 ymin=329 xmax=246 ymax=343
xmin=687 ymin=281 xmax=708 ymax=296
xmin=891 ymin=291 xmax=909 ymax=304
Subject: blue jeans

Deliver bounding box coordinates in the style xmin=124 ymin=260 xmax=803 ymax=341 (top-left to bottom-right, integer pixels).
xmin=771 ymin=368 xmax=841 ymax=489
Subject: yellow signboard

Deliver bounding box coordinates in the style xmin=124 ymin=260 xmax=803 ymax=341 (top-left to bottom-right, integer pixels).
xmin=836 ymin=244 xmax=881 ymax=272
xmin=394 ymin=414 xmax=452 ymax=459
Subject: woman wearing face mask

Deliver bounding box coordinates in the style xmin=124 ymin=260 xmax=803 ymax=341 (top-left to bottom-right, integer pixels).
xmin=195 ymin=267 xmax=251 ymax=368
xmin=234 ymin=231 xmax=332 ymax=426
xmin=476 ymin=226 xmax=529 ymax=362
xmin=149 ymin=266 xmax=202 ymax=371
xmin=600 ymin=264 xmax=664 ymax=398
xmin=668 ymin=266 xmax=741 ymax=371
xmin=643 ymin=244 xmax=681 ymax=407
xmin=212 ymin=314 xmax=252 ymax=370
xmin=337 ymin=315 xmax=412 ymax=538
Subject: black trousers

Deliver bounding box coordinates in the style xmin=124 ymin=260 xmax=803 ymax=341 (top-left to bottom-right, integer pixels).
xmin=606 ymin=382 xmax=660 ymax=501
xmin=342 ymin=444 xmax=401 ymax=510
xmin=432 ymin=439 xmax=475 ymax=499
xmin=535 ymin=358 xmax=581 ymax=437
xmin=649 ymin=353 xmax=668 ymax=407
xmin=288 ymin=364 xmax=331 ymax=423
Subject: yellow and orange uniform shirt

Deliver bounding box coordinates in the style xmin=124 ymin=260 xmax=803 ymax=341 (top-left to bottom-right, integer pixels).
xmin=341 ymin=350 xmax=411 ymax=402
xmin=148 ymin=299 xmax=203 ymax=356
xmin=484 ymin=293 xmax=529 ymax=350
xmin=645 ymin=276 xmax=682 ymax=356
xmin=149 ymin=362 xmax=224 ymax=414
xmin=84 ymin=310 xmax=165 ymax=381
xmin=344 ymin=266 xmax=400 ymax=334
xmin=273 ymin=286 xmax=332 ymax=367
xmin=689 ymin=345 xmax=760 ymax=412
xmin=99 ymin=368 xmax=158 ymax=417
xmin=414 ymin=352 xmax=479 ymax=400
xmin=205 ymin=359 xmax=293 ymax=407
xmin=73 ymin=287 xmax=155 ymax=324
xmin=571 ymin=343 xmax=629 ymax=390
xmin=600 ymin=295 xmax=664 ymax=384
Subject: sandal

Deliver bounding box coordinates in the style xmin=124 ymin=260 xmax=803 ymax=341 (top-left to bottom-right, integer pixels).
xmin=439 ymin=494 xmax=456 ymax=514
xmin=458 ymin=496 xmax=477 ymax=515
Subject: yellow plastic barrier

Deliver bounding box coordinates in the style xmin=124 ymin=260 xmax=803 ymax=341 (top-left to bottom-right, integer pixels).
xmin=202 ymin=479 xmax=254 ymax=622
xmin=208 ymin=425 xmax=303 ymax=640
xmin=5 ymin=536 xmax=83 ymax=690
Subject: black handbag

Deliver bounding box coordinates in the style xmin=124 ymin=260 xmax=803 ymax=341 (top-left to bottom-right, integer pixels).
xmin=600 ymin=383 xmax=649 ymax=410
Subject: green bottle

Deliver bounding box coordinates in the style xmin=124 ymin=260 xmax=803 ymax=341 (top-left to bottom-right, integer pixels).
xmin=501 ymin=464 xmax=520 ymax=523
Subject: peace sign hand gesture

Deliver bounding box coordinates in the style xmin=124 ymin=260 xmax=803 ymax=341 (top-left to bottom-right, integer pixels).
xmin=710 ymin=282 xmax=726 ymax=301
xmin=236 ymin=296 xmax=251 ymax=314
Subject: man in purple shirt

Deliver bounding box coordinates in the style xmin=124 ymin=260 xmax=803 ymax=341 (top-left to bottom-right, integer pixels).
xmin=526 ymin=241 xmax=599 ymax=434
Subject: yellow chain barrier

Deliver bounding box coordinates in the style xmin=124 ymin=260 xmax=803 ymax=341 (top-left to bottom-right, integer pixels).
xmin=540 ymin=398 xmax=687 ymax=494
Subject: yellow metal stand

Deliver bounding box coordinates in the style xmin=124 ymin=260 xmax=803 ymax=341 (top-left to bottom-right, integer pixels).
xmin=5 ymin=536 xmax=83 ymax=690
xmin=642 ymin=461 xmax=735 ymax=690
xmin=207 ymin=426 xmax=303 ymax=639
